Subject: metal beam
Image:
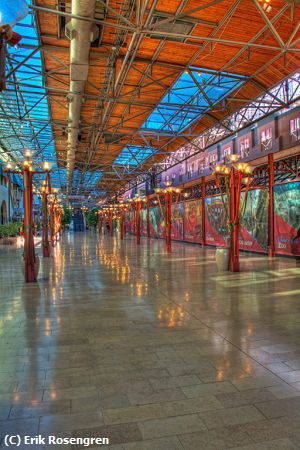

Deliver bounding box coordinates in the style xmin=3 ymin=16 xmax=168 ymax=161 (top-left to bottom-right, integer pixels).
xmin=6 ymin=47 xmax=41 ymax=79
xmin=252 ymin=0 xmax=285 ymax=49
xmin=29 ymin=4 xmax=300 ymax=52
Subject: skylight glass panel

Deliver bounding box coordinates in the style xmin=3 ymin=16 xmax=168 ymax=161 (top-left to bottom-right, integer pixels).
xmin=0 ymin=1 xmax=64 ymax=189
xmin=142 ymin=68 xmax=246 ymax=133
xmin=73 ymin=170 xmax=103 ymax=190
xmin=113 ymin=145 xmax=154 ymax=166
xmin=86 ymin=171 xmax=103 ymax=185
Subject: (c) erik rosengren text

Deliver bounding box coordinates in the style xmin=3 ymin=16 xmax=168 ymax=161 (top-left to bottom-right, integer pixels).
xmin=4 ymin=435 xmax=109 ymax=447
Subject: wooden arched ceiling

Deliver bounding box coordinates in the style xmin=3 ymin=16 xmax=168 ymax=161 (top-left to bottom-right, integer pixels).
xmin=32 ymin=0 xmax=300 ymax=194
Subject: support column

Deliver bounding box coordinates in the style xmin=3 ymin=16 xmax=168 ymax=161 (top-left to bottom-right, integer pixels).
xmin=166 ymin=192 xmax=172 ymax=253
xmin=136 ymin=201 xmax=141 ymax=245
xmin=229 ymin=170 xmax=242 ymax=272
xmin=23 ymin=168 xmax=36 ymax=282
xmin=120 ymin=208 xmax=124 ymax=240
xmin=41 ymin=190 xmax=50 ymax=257
xmin=98 ymin=214 xmax=103 ymax=234
xmin=201 ymin=177 xmax=206 ymax=247
xmin=7 ymin=170 xmax=11 ymax=220
xmin=109 ymin=209 xmax=113 ymax=237
xmin=268 ymin=153 xmax=275 ymax=257
xmin=49 ymin=196 xmax=55 ymax=247
xmin=147 ymin=198 xmax=150 ymax=238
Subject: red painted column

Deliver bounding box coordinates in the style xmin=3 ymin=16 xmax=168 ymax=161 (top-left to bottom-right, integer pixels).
xmin=49 ymin=199 xmax=55 ymax=247
xmin=229 ymin=170 xmax=235 ymax=272
xmin=23 ymin=167 xmax=36 ymax=282
xmin=123 ymin=209 xmax=127 ymax=236
xmin=166 ymin=191 xmax=172 ymax=253
xmin=201 ymin=176 xmax=206 ymax=246
xmin=109 ymin=209 xmax=113 ymax=236
xmin=48 ymin=182 xmax=56 ymax=247
xmin=133 ymin=206 xmax=136 ymax=236
xmin=6 ymin=170 xmax=11 ymax=220
xmin=136 ymin=201 xmax=141 ymax=245
xmin=120 ymin=208 xmax=124 ymax=240
xmin=268 ymin=153 xmax=275 ymax=257
xmin=147 ymin=198 xmax=150 ymax=238
xmin=41 ymin=190 xmax=50 ymax=257
xmin=42 ymin=173 xmax=51 ymax=257
xmin=229 ymin=170 xmax=241 ymax=272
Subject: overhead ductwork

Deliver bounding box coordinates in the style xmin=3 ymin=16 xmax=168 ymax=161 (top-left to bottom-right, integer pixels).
xmin=66 ymin=0 xmax=98 ymax=192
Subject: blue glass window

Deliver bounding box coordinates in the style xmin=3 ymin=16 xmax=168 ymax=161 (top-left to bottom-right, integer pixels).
xmin=113 ymin=145 xmax=154 ymax=167
xmin=0 ymin=0 xmax=64 ymax=189
xmin=142 ymin=68 xmax=245 ymax=133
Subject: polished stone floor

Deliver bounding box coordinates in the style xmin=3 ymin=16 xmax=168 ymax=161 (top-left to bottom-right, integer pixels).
xmin=1 ymin=233 xmax=300 ymax=449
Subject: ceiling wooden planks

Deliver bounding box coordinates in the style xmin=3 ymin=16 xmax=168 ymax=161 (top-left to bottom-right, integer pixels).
xmin=32 ymin=0 xmax=300 ymax=193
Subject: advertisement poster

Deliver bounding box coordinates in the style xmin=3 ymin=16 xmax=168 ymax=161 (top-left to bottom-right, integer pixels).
xmin=171 ymin=203 xmax=184 ymax=240
xmin=149 ymin=207 xmax=159 ymax=238
xmin=149 ymin=206 xmax=165 ymax=238
xmin=158 ymin=206 xmax=166 ymax=238
xmin=125 ymin=211 xmax=134 ymax=234
xmin=184 ymin=200 xmax=202 ymax=243
xmin=274 ymin=182 xmax=300 ymax=256
xmin=239 ymin=189 xmax=268 ymax=253
xmin=140 ymin=209 xmax=148 ymax=236
xmin=205 ymin=196 xmax=229 ymax=246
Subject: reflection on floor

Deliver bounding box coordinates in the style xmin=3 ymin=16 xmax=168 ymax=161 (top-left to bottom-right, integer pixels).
xmin=1 ymin=233 xmax=300 ymax=449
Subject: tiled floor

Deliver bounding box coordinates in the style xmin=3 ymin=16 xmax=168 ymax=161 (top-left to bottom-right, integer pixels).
xmin=1 ymin=233 xmax=300 ymax=449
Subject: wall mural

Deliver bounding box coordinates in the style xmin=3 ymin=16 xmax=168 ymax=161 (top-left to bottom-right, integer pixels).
xmin=171 ymin=203 xmax=184 ymax=240
xmin=158 ymin=205 xmax=165 ymax=238
xmin=205 ymin=191 xmax=268 ymax=252
xmin=149 ymin=207 xmax=159 ymax=237
xmin=124 ymin=183 xmax=298 ymax=258
xmin=125 ymin=211 xmax=135 ymax=234
xmin=205 ymin=196 xmax=228 ymax=246
xmin=149 ymin=206 xmax=166 ymax=238
xmin=184 ymin=200 xmax=202 ymax=243
xmin=239 ymin=189 xmax=268 ymax=253
xmin=274 ymin=181 xmax=300 ymax=256
xmin=140 ymin=209 xmax=148 ymax=236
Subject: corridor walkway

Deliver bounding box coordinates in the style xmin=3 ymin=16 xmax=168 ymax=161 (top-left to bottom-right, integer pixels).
xmin=1 ymin=233 xmax=300 ymax=449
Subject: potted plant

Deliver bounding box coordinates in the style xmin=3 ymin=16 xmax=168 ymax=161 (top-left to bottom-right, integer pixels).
xmin=0 ymin=221 xmax=21 ymax=245
xmin=86 ymin=208 xmax=98 ymax=231
xmin=61 ymin=205 xmax=72 ymax=230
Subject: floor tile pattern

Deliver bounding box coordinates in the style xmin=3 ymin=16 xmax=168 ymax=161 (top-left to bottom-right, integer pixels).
xmin=0 ymin=233 xmax=300 ymax=449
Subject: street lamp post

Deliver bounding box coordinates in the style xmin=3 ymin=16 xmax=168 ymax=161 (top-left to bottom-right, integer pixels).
xmin=7 ymin=169 xmax=11 ymax=221
xmin=4 ymin=154 xmax=54 ymax=282
xmin=49 ymin=188 xmax=59 ymax=246
xmin=214 ymin=155 xmax=252 ymax=272
xmin=146 ymin=198 xmax=150 ymax=239
xmin=154 ymin=182 xmax=181 ymax=253
xmin=119 ymin=203 xmax=128 ymax=240
xmin=109 ymin=207 xmax=113 ymax=236
xmin=40 ymin=164 xmax=54 ymax=257
xmin=23 ymin=160 xmax=35 ymax=282
xmin=135 ymin=198 xmax=142 ymax=245
xmin=120 ymin=205 xmax=124 ymax=240
xmin=41 ymin=182 xmax=50 ymax=257
xmin=54 ymin=201 xmax=63 ymax=239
